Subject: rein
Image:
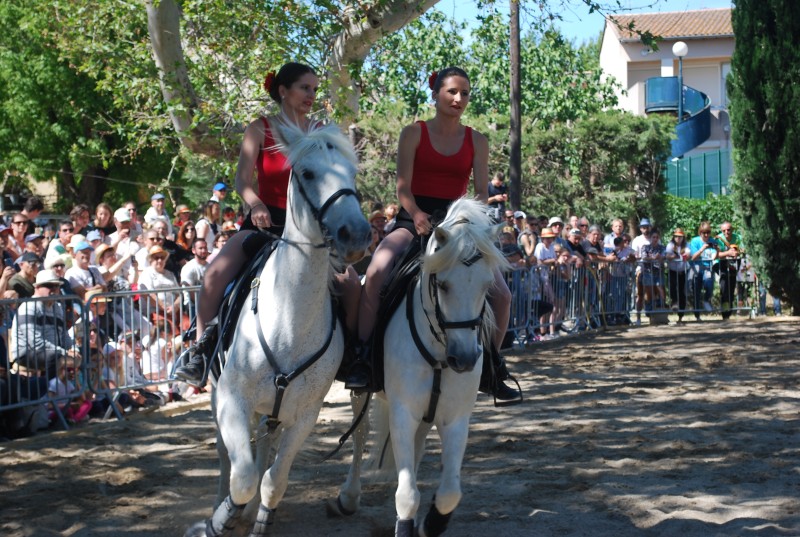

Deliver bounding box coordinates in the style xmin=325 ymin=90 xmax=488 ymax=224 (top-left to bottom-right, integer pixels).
xmin=407 ymin=249 xmax=487 ymax=424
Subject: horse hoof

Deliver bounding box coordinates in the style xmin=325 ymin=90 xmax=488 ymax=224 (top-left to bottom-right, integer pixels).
xmin=183 ymin=521 xmax=208 ymax=537
xmin=395 ymin=518 xmax=415 ymax=537
xmin=325 ymin=495 xmax=357 ymax=518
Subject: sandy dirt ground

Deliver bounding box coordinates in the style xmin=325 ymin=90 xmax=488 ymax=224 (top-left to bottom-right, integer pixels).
xmin=2 ymin=316 xmax=799 ymax=537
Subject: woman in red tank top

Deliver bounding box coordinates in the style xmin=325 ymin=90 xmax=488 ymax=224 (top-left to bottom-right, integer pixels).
xmin=175 ymin=63 xmax=360 ymax=385
xmin=345 ymin=68 xmax=518 ymax=402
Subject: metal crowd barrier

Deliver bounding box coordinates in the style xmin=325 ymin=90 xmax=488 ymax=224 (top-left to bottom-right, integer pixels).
xmin=0 ymin=286 xmax=199 ymax=435
xmin=503 ymin=256 xmax=758 ymax=348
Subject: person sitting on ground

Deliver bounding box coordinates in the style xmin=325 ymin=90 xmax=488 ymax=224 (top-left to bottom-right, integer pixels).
xmin=174 ymin=62 xmax=362 ymax=386
xmin=48 ymin=355 xmax=92 ymax=425
xmin=345 ymin=67 xmax=519 ymax=402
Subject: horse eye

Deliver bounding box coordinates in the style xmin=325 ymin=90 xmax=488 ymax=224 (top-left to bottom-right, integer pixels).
xmin=302 ymin=169 xmax=315 ymax=181
xmin=326 ymin=142 xmax=334 ymax=150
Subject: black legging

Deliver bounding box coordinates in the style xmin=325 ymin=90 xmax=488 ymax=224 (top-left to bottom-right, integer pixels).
xmin=668 ymin=269 xmax=687 ymax=314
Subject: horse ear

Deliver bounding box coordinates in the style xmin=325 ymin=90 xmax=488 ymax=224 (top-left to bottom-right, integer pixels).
xmin=434 ymin=226 xmax=450 ymax=245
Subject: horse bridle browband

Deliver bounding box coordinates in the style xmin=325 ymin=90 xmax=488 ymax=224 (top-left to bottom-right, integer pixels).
xmin=291 ymin=167 xmax=359 ymax=249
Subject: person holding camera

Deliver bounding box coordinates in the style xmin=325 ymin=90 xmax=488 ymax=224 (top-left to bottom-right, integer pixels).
xmin=715 ymin=222 xmax=743 ymax=320
xmin=689 ymin=221 xmax=719 ymax=319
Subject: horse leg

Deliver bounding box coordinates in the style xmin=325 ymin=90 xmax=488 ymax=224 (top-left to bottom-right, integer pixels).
xmin=329 ymin=392 xmax=370 ymax=517
xmin=419 ymin=417 xmax=470 ymax=537
xmin=391 ymin=406 xmax=422 ymax=535
xmin=205 ymin=395 xmax=259 ymax=537
xmin=247 ymin=411 xmax=319 ymax=536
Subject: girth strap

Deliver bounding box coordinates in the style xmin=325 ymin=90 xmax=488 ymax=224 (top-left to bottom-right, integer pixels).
xmin=252 ymin=290 xmax=338 ymax=436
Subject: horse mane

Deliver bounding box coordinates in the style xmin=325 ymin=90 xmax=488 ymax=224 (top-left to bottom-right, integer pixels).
xmin=270 ymin=117 xmax=358 ymax=169
xmin=423 ymin=197 xmax=509 ymax=276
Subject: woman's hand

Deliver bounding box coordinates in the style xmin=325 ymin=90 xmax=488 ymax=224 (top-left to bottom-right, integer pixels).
xmin=251 ymin=202 xmax=272 ymax=229
xmin=412 ymin=210 xmax=432 ymax=235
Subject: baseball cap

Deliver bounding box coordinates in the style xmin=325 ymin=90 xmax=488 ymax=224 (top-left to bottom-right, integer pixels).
xmin=569 ymin=228 xmax=582 ymax=236
xmin=0 ymin=224 xmax=9 ymax=235
xmin=176 ymin=204 xmax=191 ymax=214
xmin=673 ymin=228 xmax=685 ymax=237
xmin=513 ymin=211 xmax=526 ymax=219
xmin=548 ymin=216 xmax=564 ymax=227
xmin=213 ymin=182 xmax=227 ymax=192
xmin=24 ymin=233 xmax=44 ymax=244
xmin=86 ymin=229 xmax=103 ymax=242
xmin=72 ymin=241 xmax=94 ymax=253
xmin=151 ymin=193 xmax=165 ymax=201
xmin=639 ymin=218 xmax=652 ymax=227
xmin=114 ymin=207 xmax=131 ymax=223
xmin=19 ymin=252 xmax=43 ymax=264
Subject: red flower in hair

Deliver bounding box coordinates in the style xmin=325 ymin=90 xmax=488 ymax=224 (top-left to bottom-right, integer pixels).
xmin=428 ymin=71 xmax=438 ymax=91
xmin=263 ymin=71 xmax=276 ymax=93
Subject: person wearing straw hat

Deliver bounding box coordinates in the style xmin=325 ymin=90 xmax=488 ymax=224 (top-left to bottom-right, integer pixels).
xmin=137 ymin=245 xmax=180 ymax=319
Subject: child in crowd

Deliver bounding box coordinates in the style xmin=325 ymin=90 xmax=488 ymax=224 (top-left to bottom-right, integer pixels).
xmin=48 ymin=356 xmax=92 ymax=424
xmin=639 ymin=228 xmax=666 ymax=317
xmin=548 ymin=245 xmax=573 ymax=339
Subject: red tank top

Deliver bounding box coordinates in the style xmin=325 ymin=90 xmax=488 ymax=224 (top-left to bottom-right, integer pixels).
xmin=410 ymin=121 xmax=473 ymax=200
xmin=255 ymin=117 xmax=291 ymax=209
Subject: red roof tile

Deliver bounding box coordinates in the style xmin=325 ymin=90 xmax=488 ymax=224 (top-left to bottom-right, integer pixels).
xmin=609 ymin=8 xmax=733 ymax=42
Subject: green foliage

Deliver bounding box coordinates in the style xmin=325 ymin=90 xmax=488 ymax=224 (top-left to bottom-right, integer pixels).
xmin=662 ymin=194 xmax=738 ymax=238
xmin=359 ymin=11 xmax=468 ymax=117
xmin=354 ymin=108 xmax=674 ymax=231
xmin=728 ymin=0 xmax=799 ymax=311
xmin=520 ymin=111 xmax=674 ymax=227
xmin=0 ymin=1 xmax=177 ymax=209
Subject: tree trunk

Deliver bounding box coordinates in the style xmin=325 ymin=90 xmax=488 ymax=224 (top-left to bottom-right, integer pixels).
xmin=328 ymin=0 xmax=441 ymax=125
xmin=145 ymin=0 xmax=224 ymax=156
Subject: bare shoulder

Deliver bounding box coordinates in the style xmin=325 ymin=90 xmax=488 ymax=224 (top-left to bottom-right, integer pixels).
xmin=400 ymin=122 xmax=422 ymax=141
xmin=470 ymin=128 xmax=489 ymax=150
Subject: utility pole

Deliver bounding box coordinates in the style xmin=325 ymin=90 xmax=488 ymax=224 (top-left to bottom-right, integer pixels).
xmin=509 ymin=0 xmax=522 ymax=211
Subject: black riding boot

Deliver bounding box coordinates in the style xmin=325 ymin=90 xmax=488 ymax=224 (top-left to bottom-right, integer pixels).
xmin=479 ymin=343 xmax=523 ymax=406
xmin=173 ymin=323 xmax=218 ymax=386
xmin=342 ymin=341 xmax=372 ymax=392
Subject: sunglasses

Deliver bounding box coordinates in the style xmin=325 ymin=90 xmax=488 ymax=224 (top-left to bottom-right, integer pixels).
xmin=61 ymin=228 xmax=74 ymax=232
xmin=51 ymin=264 xmax=66 ymax=269
xmin=12 ymin=221 xmax=27 ymax=225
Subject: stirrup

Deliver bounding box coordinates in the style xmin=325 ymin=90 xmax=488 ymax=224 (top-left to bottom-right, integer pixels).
xmin=343 ymin=342 xmax=372 ymax=392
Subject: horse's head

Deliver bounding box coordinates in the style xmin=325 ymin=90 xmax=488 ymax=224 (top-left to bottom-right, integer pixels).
xmin=422 ymin=198 xmax=509 ymax=373
xmin=274 ymin=120 xmax=371 ymax=264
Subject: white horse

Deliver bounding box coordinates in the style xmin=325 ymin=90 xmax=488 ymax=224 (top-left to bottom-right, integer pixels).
xmin=334 ymin=198 xmax=508 ymax=537
xmin=185 ymin=120 xmax=371 ymax=537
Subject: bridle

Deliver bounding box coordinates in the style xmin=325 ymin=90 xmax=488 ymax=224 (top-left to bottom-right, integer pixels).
xmin=291 ymin=165 xmax=359 ymax=250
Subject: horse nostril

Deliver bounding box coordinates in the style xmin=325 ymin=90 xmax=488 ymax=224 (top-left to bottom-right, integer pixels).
xmin=337 ymin=226 xmax=351 ymax=243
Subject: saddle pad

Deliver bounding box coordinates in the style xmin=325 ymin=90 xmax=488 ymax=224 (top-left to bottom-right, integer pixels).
xmin=209 ymin=238 xmax=279 ymax=382
xmin=367 ymin=237 xmax=424 ymax=392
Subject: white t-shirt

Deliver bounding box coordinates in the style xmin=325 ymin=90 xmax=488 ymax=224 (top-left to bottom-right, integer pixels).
xmin=138 ymin=267 xmax=179 ymax=292
xmin=65 ymin=265 xmax=104 ymax=291
xmin=180 ymin=258 xmax=207 ymax=287
xmin=665 ymin=242 xmax=690 ymax=272
xmin=631 ymin=234 xmax=650 ymax=258
xmin=534 ymin=242 xmax=556 ymax=264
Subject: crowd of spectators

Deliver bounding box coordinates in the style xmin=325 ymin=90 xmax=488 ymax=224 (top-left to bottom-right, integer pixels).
xmin=0 ymin=189 xmax=228 ymax=438
xmin=0 ymin=183 xmax=784 ymax=438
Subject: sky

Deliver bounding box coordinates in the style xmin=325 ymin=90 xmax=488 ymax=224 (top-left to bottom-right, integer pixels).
xmin=434 ymin=0 xmax=734 ymax=45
